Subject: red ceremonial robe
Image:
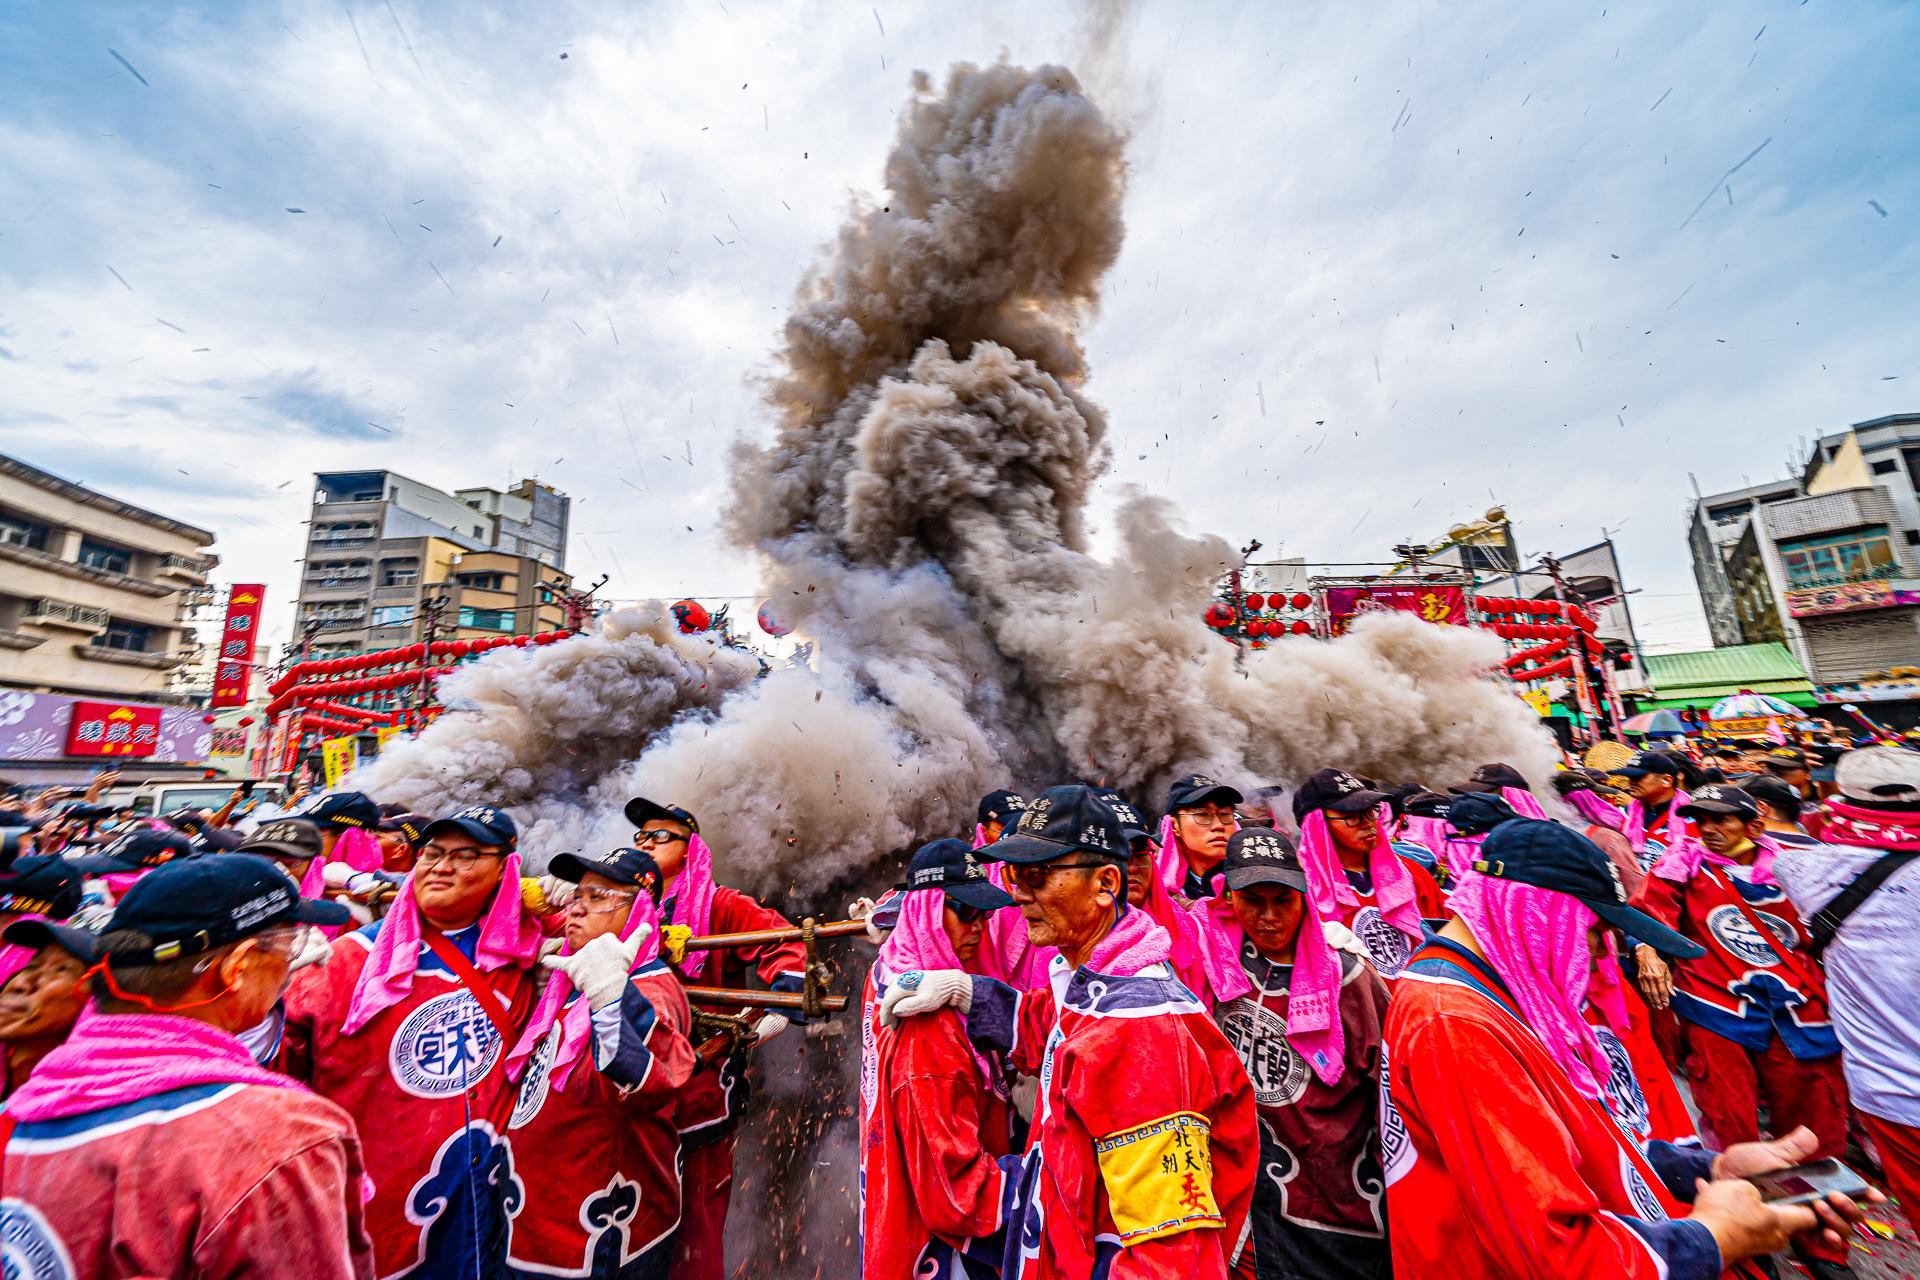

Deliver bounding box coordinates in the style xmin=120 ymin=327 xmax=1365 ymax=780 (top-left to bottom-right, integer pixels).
xmin=506 ymin=960 xmax=695 ymax=1279
xmin=1323 ymin=865 xmax=1446 ymax=979
xmin=1383 ymin=939 xmax=1730 ymax=1280
xmin=859 ymin=969 xmax=1015 ymax=1279
xmin=966 ymin=953 xmax=1258 ymax=1280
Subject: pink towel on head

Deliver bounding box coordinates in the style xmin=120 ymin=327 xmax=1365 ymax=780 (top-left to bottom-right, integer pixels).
xmin=1565 ymin=788 xmax=1625 ymax=833
xmin=1589 ymin=943 xmax=1633 ymax=1034
xmin=296 ymin=855 xmax=327 ymax=899
xmin=1084 ymin=905 xmax=1173 ymax=977
xmin=341 ymin=851 xmax=539 ymax=1035
xmin=1133 ymin=849 xmax=1214 ymax=997
xmin=331 ymin=827 xmax=383 ymax=872
xmin=663 ymin=834 xmax=721 ymax=979
xmin=1196 ymin=894 xmax=1346 ymax=1086
xmin=0 ymin=913 xmax=49 ymax=992
xmin=1153 ymin=814 xmax=1182 ymax=893
xmin=1649 ymin=832 xmax=1779 ymax=887
xmin=871 ymin=885 xmax=1001 ymax=1086
xmin=1624 ymin=791 xmax=1690 ymax=855
xmin=1501 ymin=787 xmax=1549 ymax=820
xmin=1448 ymin=872 xmax=1613 ymax=1102
xmin=1296 ymin=809 xmax=1425 ymax=945
xmin=505 ymin=889 xmax=661 ymax=1092
xmin=1401 ymin=815 xmax=1480 ymax=882
xmin=9 ymin=1007 xmax=305 ymax=1121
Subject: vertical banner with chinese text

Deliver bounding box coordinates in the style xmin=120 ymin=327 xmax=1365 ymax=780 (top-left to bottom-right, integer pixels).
xmin=210 ymin=584 xmax=266 ymax=708
xmin=320 ymin=735 xmax=359 ymax=788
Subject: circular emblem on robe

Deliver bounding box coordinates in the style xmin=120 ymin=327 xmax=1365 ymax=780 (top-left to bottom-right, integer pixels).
xmin=1705 ymin=905 xmax=1796 ymax=968
xmin=509 ymin=1025 xmax=560 ymax=1129
xmin=1217 ymin=997 xmax=1312 ymax=1107
xmin=390 ymin=990 xmax=505 ymax=1099
xmin=0 ymin=1200 xmax=76 ymax=1280
xmin=1619 ymin=1150 xmax=1668 ymax=1221
xmin=1592 ymin=1025 xmax=1649 ymax=1139
xmin=1377 ymin=1043 xmax=1415 ymax=1187
xmin=1352 ymin=906 xmax=1411 ymax=977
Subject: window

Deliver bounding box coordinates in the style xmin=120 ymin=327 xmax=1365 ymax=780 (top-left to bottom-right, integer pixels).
xmin=371 ymin=605 xmax=416 ymax=628
xmin=454 ymin=572 xmax=505 ymax=591
xmin=473 ymin=526 xmax=485 ymax=538
xmin=0 ymin=512 xmax=48 ymax=550
xmin=91 ymin=621 xmax=151 ymax=651
xmin=459 ymin=606 xmax=516 ymax=631
xmin=1780 ymin=529 xmax=1898 ymax=588
xmin=381 ymin=560 xmax=420 ymax=586
xmin=1906 ymin=529 xmax=1920 ymax=546
xmin=1871 ymin=458 xmax=1899 ymax=475
xmin=77 ymin=539 xmax=132 ymax=574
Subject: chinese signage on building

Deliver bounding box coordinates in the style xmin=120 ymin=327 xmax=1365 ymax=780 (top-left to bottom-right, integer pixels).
xmin=64 ymin=701 xmax=163 ymax=757
xmin=210 ymin=583 xmax=266 ymax=708
xmin=208 ymin=727 xmax=249 ymax=757
xmin=1785 ymin=579 xmax=1920 ymax=619
xmin=1322 ymin=585 xmax=1467 ymax=636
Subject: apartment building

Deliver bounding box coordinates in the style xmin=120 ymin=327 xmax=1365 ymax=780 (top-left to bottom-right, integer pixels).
xmin=296 ymin=470 xmax=571 ymax=653
xmin=0 ymin=453 xmax=217 ymax=699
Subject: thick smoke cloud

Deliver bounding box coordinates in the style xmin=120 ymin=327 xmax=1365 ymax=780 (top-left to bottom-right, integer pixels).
xmin=362 ymin=58 xmax=1555 ymax=892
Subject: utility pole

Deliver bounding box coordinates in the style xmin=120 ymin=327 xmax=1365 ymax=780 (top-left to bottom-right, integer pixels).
xmin=1543 ymin=553 xmax=1619 ymax=745
xmin=413 ymin=591 xmax=447 ymax=730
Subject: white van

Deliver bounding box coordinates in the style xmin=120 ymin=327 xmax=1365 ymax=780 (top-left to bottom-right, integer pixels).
xmin=109 ymin=778 xmax=288 ymax=820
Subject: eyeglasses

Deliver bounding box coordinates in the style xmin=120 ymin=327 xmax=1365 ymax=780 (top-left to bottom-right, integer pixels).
xmin=633 ymin=828 xmax=688 ymax=848
xmin=1006 ymin=861 xmax=1108 ymax=892
xmin=571 ymin=885 xmax=639 ymax=914
xmin=1177 ymin=808 xmax=1237 ymax=828
xmin=415 ymin=843 xmax=505 ymax=870
xmin=949 ymin=902 xmax=990 ymax=924
xmin=1326 ymin=811 xmax=1378 ymax=829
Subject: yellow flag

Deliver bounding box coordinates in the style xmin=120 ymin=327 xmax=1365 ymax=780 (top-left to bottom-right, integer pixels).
xmin=321 ymin=735 xmax=359 ymax=788
xmin=1521 ymin=688 xmax=1551 ymax=718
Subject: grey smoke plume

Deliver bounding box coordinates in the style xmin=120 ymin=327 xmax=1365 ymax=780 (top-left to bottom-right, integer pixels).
xmin=362 ymin=58 xmax=1555 ymax=890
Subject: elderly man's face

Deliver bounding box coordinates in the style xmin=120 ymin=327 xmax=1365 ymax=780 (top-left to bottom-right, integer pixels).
xmin=1630 ymin=773 xmax=1676 ymax=805
xmin=1005 ymin=856 xmax=1121 ymax=952
xmin=1126 ymin=842 xmax=1155 ymax=906
xmin=1696 ymin=812 xmax=1761 ymax=857
xmin=0 ymin=948 xmax=88 ymax=1041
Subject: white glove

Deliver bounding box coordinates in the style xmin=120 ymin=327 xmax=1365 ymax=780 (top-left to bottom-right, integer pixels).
xmin=542 ymin=927 xmax=649 ymax=1011
xmin=846 ymin=896 xmax=889 ymax=945
xmin=537 ymin=874 xmax=577 ymax=913
xmin=321 ymin=860 xmax=355 ymax=888
xmin=752 ymin=1012 xmax=791 ymax=1043
xmin=288 ymin=925 xmax=333 ymax=972
xmin=1322 ymin=920 xmax=1370 ymax=960
xmin=879 ymin=970 xmax=972 ymax=1029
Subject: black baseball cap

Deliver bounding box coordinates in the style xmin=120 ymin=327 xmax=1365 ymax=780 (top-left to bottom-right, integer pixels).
xmin=624 ymin=796 xmax=699 ymax=833
xmin=1551 ymin=768 xmax=1621 ymax=797
xmin=0 ymin=856 xmax=84 ymax=920
xmin=1613 ymin=751 xmax=1683 ymax=780
xmin=1738 ymin=774 xmax=1803 ymax=815
xmin=238 ymin=818 xmax=325 ymax=864
xmin=420 ymin=805 xmax=518 ymax=850
xmin=1291 ymin=769 xmax=1389 ymax=822
xmin=1448 ymin=763 xmax=1530 ymax=795
xmin=1678 ymin=783 xmax=1761 ymax=821
xmin=1762 ymin=749 xmax=1808 ymax=772
xmin=1445 ymin=792 xmax=1521 ymax=836
xmin=190 ymin=827 xmax=246 ymax=853
xmin=379 ymin=812 xmax=432 ymax=846
xmin=902 ymin=838 xmax=1016 ymax=910
xmin=1166 ymin=774 xmax=1243 ymax=812
xmin=1094 ymin=790 xmax=1153 ymax=845
xmin=2 ymin=918 xmax=98 ymax=965
xmin=547 ymin=847 xmax=665 ymax=901
xmin=99 ymin=854 xmax=349 ymax=966
xmin=983 ymin=785 xmax=1127 ymax=866
xmin=299 ymin=791 xmax=381 ymax=831
xmin=65 ymin=828 xmax=198 ymax=875
xmin=977 ymin=790 xmax=1027 ymax=828
xmin=164 ymin=807 xmax=210 ymax=832
xmin=1222 ymin=827 xmax=1306 ymax=893
xmin=1474 ymin=820 xmax=1704 ymax=959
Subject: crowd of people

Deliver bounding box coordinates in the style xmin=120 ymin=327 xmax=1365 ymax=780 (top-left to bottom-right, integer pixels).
xmin=0 ymin=724 xmax=1913 ymax=1280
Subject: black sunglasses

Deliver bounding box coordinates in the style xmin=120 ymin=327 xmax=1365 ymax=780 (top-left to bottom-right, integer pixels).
xmin=949 ymin=902 xmax=991 ymax=924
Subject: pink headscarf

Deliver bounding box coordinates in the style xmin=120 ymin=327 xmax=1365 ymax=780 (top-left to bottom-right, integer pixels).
xmin=871 ymin=886 xmax=1000 ymax=1085
xmin=0 ymin=914 xmax=48 ymax=992
xmin=1153 ymin=814 xmax=1183 ymax=893
xmin=1565 ymin=787 xmax=1626 ymax=833
xmin=341 ymin=852 xmax=540 ymax=1035
xmin=9 ymin=1007 xmax=304 ymax=1121
xmin=1649 ymin=832 xmax=1780 ymax=888
xmin=1133 ymin=848 xmax=1220 ymax=998
xmin=1196 ymin=893 xmax=1346 ymax=1086
xmin=1296 ymin=809 xmax=1425 ymax=943
xmin=972 ymin=824 xmax=990 ymax=850
xmin=664 ymin=834 xmax=721 ymax=979
xmin=1500 ymin=787 xmax=1549 ymax=820
xmin=1624 ymin=790 xmax=1691 ymax=855
xmin=1084 ymin=905 xmax=1173 ymax=977
xmin=1401 ymin=814 xmax=1479 ymax=882
xmin=1447 ymin=872 xmax=1612 ymax=1102
xmin=505 ymin=889 xmax=662 ymax=1092
xmin=331 ymin=826 xmax=383 ymax=872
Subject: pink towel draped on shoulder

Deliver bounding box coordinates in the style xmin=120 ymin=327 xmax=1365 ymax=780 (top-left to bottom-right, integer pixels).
xmin=341 ymin=851 xmax=539 ymax=1035
xmin=1134 ymin=855 xmax=1215 ymax=998
xmin=9 ymin=1006 xmax=305 ymax=1121
xmin=1296 ymin=809 xmax=1424 ymax=943
xmin=1083 ymin=905 xmax=1173 ymax=977
xmin=1501 ymin=787 xmax=1549 ymax=820
xmin=505 ymin=890 xmax=660 ymax=1092
xmin=869 ymin=887 xmax=999 ymax=1086
xmin=1649 ymin=832 xmax=1780 ymax=887
xmin=1588 ymin=944 xmax=1633 ymax=1034
xmin=664 ymin=834 xmax=721 ymax=979
xmin=1447 ymin=872 xmax=1613 ymax=1102
xmin=1565 ymin=788 xmax=1626 ymax=833
xmin=1195 ymin=895 xmax=1346 ymax=1086
xmin=1624 ymin=791 xmax=1690 ymax=854
xmin=1153 ymin=814 xmax=1183 ymax=893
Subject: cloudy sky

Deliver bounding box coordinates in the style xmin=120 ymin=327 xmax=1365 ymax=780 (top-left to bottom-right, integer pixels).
xmin=3 ymin=0 xmax=1916 ymax=656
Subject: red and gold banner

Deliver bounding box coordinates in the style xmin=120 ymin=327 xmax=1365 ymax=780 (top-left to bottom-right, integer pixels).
xmin=1322 ymin=585 xmax=1466 ymax=636
xmin=210 ymin=583 xmax=266 ymax=708
xmin=65 ymin=701 xmax=162 ymax=757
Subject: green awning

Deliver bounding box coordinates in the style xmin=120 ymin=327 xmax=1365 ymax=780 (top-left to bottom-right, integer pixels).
xmin=1636 ymin=642 xmax=1815 ymax=711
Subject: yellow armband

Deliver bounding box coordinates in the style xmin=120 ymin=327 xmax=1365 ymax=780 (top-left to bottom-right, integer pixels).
xmin=661 ymin=924 xmax=693 ymax=966
xmin=1094 ymin=1112 xmax=1221 ymax=1244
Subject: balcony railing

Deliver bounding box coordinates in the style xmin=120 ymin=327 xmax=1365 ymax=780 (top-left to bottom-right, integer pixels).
xmin=25 ymin=599 xmax=110 ymax=630
xmin=156 ymin=552 xmax=213 ymax=578
xmin=1784 ymin=565 xmax=1907 ymax=592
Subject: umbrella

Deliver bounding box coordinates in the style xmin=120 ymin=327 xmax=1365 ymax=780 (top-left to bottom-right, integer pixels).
xmin=1708 ymin=693 xmax=1799 ymax=721
xmin=1621 ymin=710 xmax=1687 ymax=737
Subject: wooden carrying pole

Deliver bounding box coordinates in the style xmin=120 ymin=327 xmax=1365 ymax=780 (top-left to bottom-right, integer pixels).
xmin=682 ymin=985 xmax=849 ymax=1013
xmin=681 ymin=918 xmax=868 ymax=951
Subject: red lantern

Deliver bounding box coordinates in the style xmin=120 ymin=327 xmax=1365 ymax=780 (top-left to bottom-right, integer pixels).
xmin=1290 ymin=620 xmax=1312 ymax=635
xmin=533 ymin=631 xmax=557 ymax=645
xmin=514 ymin=635 xmax=533 ymax=647
xmin=201 ymin=713 xmax=217 ymax=724
xmin=671 ymin=599 xmax=711 ymax=633
xmin=1203 ymin=602 xmax=1237 ymax=630
xmin=1290 ymin=593 xmax=1312 ymax=611
xmin=237 ymin=716 xmax=255 ymax=727
xmin=1244 ymin=592 xmax=1265 ymax=612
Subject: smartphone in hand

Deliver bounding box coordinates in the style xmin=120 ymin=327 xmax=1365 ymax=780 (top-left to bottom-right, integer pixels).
xmin=1747 ymin=1158 xmax=1872 ymax=1206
